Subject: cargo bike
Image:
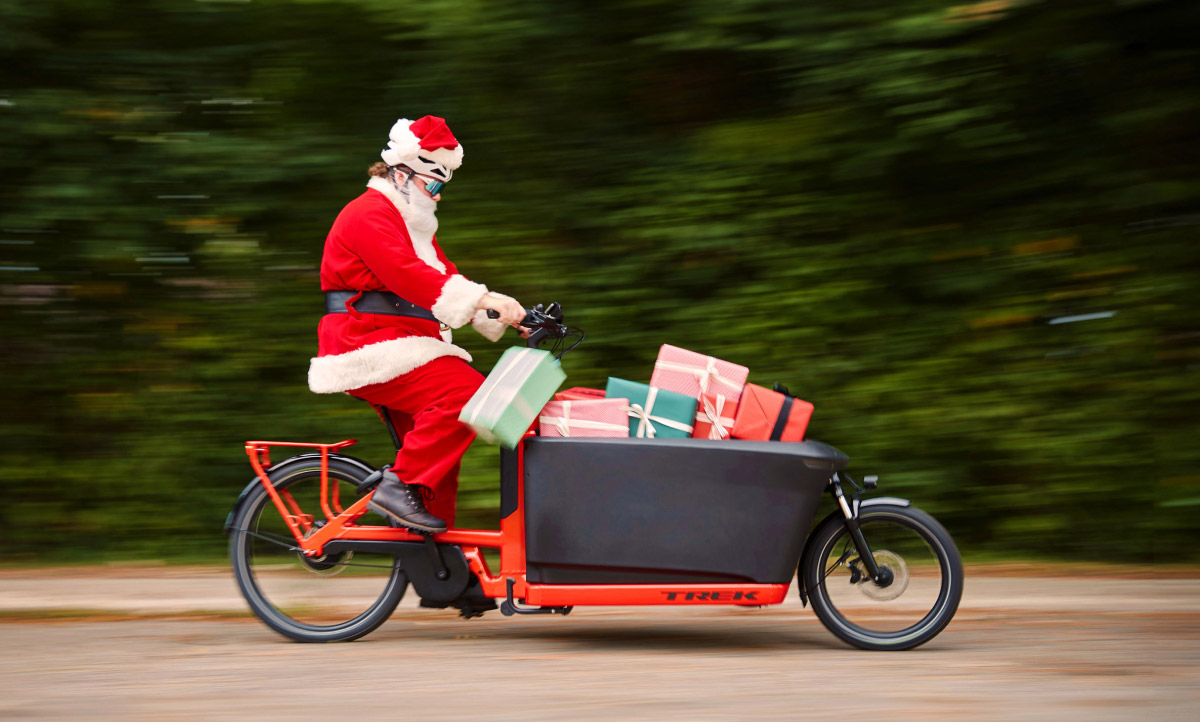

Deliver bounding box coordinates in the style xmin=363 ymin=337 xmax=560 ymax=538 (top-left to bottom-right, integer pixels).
xmin=226 ymin=304 xmax=963 ymax=650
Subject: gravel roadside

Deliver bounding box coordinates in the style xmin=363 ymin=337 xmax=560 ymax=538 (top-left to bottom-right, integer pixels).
xmin=0 ymin=567 xmax=1197 ymax=721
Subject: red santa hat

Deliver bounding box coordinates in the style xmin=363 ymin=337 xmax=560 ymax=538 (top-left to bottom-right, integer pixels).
xmin=380 ymin=115 xmax=464 ymax=180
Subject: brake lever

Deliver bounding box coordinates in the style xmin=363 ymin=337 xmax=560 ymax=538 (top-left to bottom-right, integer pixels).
xmin=526 ymin=327 xmax=551 ymax=348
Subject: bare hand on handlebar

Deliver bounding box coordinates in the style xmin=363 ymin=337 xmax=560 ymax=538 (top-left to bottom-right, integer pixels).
xmin=484 ymin=301 xmax=584 ymax=356
xmin=476 ymin=292 xmax=526 ymax=328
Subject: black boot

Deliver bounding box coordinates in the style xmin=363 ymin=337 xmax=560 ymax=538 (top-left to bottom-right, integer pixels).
xmin=367 ymin=472 xmax=447 ymax=534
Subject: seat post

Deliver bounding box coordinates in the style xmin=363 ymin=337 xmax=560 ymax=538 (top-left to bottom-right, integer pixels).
xmin=375 ymin=405 xmax=403 ymax=451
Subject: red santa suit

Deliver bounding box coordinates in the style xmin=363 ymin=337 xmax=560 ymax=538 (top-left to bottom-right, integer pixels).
xmin=308 ymin=160 xmax=507 ymax=527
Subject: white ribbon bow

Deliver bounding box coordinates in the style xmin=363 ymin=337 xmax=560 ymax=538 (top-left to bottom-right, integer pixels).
xmin=654 ymin=356 xmax=741 ymax=396
xmin=627 ymin=386 xmax=695 ymax=438
xmin=696 ymin=394 xmax=735 ymax=440
xmin=538 ymin=400 xmax=628 ymax=438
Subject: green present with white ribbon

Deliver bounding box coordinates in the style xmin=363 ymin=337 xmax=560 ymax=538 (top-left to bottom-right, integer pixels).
xmin=460 ymin=346 xmax=566 ymax=449
xmin=604 ymin=377 xmax=698 ymax=439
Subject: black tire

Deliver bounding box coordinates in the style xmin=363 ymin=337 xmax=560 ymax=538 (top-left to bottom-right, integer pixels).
xmin=802 ymin=503 xmax=963 ymax=651
xmin=229 ymin=458 xmax=408 ymax=642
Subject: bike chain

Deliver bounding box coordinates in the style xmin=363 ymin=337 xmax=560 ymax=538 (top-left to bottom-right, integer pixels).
xmin=232 ymin=528 xmax=401 ymax=570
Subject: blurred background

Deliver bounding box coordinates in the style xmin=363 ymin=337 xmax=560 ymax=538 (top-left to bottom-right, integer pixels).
xmin=1 ymin=0 xmax=1197 ymax=565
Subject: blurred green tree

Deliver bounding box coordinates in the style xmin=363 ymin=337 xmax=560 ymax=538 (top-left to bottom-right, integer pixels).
xmin=1 ymin=0 xmax=1197 ymax=562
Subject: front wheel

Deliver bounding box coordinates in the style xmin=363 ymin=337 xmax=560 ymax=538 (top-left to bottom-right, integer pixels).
xmin=802 ymin=503 xmax=963 ymax=650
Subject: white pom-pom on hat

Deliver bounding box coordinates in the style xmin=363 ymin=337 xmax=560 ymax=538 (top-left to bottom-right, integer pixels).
xmin=381 ymin=118 xmax=422 ymax=166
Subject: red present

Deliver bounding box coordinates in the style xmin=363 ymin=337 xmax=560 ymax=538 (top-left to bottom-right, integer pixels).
xmin=692 ymin=392 xmax=738 ymax=440
xmin=553 ymin=386 xmax=606 ymax=402
xmin=730 ymin=384 xmax=813 ymax=442
xmin=538 ymin=398 xmax=630 ymax=438
xmin=650 ymin=345 xmax=749 ymax=402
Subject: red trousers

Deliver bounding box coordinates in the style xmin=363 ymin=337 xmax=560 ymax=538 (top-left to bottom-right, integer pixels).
xmin=351 ymin=355 xmax=484 ymax=528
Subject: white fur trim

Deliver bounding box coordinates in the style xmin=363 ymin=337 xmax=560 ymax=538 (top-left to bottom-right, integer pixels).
xmin=426 ymin=144 xmax=463 ymax=170
xmin=471 ymin=308 xmax=508 ymax=342
xmin=432 ymin=274 xmax=488 ymax=329
xmin=380 ymin=148 xmax=404 ymax=166
xmin=308 ymin=336 xmax=472 ymax=394
xmin=365 ymin=176 xmax=446 ymax=272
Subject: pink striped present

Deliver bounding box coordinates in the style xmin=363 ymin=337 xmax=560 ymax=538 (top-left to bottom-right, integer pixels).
xmin=538 ymin=398 xmax=630 ymax=438
xmin=650 ymin=345 xmax=749 ymax=402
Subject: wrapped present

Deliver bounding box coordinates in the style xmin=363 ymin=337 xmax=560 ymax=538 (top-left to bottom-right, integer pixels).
xmin=553 ymin=386 xmax=606 ymax=402
xmin=460 ymin=346 xmax=566 ymax=449
xmin=650 ymin=344 xmax=749 ymax=402
xmin=730 ymin=383 xmax=813 ymax=442
xmin=605 ymin=377 xmax=698 ymax=439
xmin=693 ymin=392 xmax=738 ymax=440
xmin=539 ymin=398 xmax=630 ymax=438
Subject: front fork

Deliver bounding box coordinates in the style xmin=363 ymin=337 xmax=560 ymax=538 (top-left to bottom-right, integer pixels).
xmin=830 ymin=473 xmax=886 ymax=584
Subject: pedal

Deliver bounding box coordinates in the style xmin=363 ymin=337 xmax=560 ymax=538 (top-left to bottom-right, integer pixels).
xmin=418 ymin=594 xmax=497 ymax=619
xmin=456 ymin=598 xmax=498 ymax=620
xmin=355 ymin=465 xmax=389 ymax=494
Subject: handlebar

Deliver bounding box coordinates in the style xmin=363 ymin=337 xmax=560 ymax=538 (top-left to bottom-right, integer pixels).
xmin=486 ymin=302 xmax=585 ymax=356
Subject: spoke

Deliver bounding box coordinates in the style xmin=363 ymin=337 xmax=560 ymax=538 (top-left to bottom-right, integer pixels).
xmin=235 ymin=527 xmax=301 ymax=550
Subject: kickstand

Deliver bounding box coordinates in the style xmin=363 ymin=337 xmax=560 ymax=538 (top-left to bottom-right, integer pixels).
xmin=499 ymin=578 xmax=572 ymax=617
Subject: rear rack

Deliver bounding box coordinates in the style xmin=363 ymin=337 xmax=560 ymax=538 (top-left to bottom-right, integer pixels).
xmin=244 ymin=439 xmax=359 ymax=545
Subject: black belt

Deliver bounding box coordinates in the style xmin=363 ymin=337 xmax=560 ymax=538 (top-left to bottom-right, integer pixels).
xmin=324 ymin=291 xmax=438 ymax=322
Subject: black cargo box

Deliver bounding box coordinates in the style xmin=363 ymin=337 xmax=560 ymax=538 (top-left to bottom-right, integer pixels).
xmin=520 ymin=437 xmax=848 ymax=585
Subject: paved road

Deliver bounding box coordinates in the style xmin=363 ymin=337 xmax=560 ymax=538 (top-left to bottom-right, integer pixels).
xmin=0 ymin=569 xmax=1196 ymax=720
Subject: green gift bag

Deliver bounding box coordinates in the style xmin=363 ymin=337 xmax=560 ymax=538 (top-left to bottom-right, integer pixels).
xmin=460 ymin=346 xmax=567 ymax=449
xmin=604 ymin=378 xmax=698 ymax=439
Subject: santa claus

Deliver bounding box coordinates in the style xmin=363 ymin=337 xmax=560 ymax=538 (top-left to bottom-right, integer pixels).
xmin=307 ymin=115 xmax=526 ymax=533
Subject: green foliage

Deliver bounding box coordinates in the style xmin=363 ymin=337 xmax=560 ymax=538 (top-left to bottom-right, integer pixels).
xmin=1 ymin=0 xmax=1197 ymax=562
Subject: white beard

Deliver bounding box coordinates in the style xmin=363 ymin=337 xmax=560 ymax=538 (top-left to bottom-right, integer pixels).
xmin=398 ymin=181 xmax=439 ymax=238
xmin=366 ymin=175 xmax=445 ymax=273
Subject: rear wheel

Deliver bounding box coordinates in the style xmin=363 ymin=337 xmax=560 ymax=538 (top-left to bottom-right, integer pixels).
xmin=802 ymin=504 xmax=963 ymax=650
xmin=229 ymin=458 xmax=408 ymax=642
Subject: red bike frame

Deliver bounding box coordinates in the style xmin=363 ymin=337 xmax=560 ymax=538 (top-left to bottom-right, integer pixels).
xmin=245 ymin=431 xmax=789 ymax=607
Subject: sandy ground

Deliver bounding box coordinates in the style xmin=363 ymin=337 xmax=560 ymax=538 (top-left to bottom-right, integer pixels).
xmin=0 ymin=567 xmax=1196 ymax=721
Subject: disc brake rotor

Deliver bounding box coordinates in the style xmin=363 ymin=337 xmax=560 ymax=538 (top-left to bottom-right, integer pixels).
xmin=857 ymin=549 xmax=909 ymax=601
